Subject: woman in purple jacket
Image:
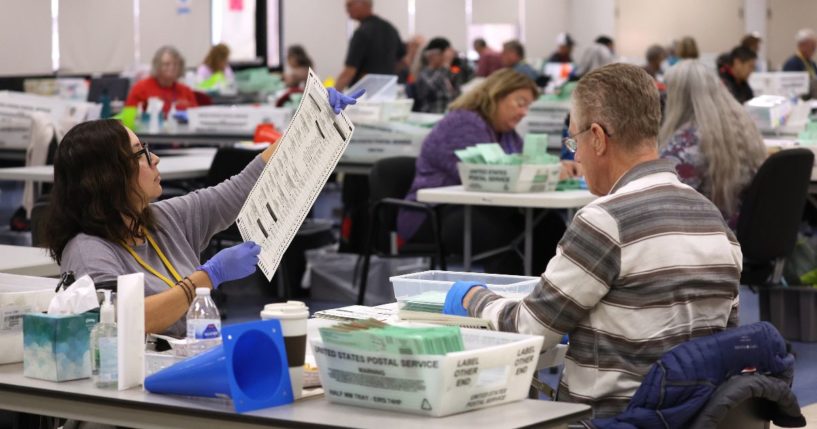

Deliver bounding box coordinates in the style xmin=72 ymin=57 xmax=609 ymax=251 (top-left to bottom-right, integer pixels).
xmin=398 ymin=69 xmax=565 ymax=274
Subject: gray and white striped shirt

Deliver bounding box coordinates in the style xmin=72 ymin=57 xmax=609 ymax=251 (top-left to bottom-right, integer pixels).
xmin=468 ymin=159 xmax=742 ymax=418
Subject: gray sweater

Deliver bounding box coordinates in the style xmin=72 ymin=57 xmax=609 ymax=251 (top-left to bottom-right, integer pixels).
xmin=62 ymin=156 xmax=265 ymax=337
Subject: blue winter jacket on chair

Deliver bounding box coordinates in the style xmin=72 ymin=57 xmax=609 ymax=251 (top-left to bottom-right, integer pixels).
xmin=590 ymin=322 xmax=803 ymax=429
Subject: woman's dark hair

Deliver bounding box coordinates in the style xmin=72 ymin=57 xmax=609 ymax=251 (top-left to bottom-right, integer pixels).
xmin=287 ymin=45 xmax=313 ymax=68
xmin=45 ymin=119 xmax=156 ymax=264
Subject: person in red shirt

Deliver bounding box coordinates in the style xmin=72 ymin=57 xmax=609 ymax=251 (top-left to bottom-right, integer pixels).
xmin=126 ymin=46 xmax=198 ymax=115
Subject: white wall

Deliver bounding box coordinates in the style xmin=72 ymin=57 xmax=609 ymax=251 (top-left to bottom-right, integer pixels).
xmin=4 ymin=0 xmax=817 ymax=78
xmin=376 ymin=0 xmax=411 ymax=40
xmin=568 ymin=0 xmax=616 ymax=60
xmin=616 ymin=0 xmax=743 ymax=62
xmin=281 ymin=0 xmax=349 ymax=77
xmin=139 ymin=0 xmax=212 ymax=70
xmin=0 ymin=1 xmax=52 ymax=76
xmin=524 ymin=0 xmax=569 ymax=61
xmin=58 ymin=0 xmax=135 ymax=74
xmin=415 ymin=0 xmax=468 ymax=52
xmin=473 ymin=0 xmax=518 ymax=25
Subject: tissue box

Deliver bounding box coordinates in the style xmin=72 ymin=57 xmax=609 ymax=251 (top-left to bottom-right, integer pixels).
xmin=23 ymin=312 xmax=98 ymax=382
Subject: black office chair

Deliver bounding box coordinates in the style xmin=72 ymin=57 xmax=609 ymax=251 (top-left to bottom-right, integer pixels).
xmin=736 ymin=148 xmax=814 ymax=287
xmin=357 ymin=157 xmax=446 ymax=305
xmin=87 ymin=77 xmax=130 ymax=104
xmin=30 ymin=199 xmax=50 ymax=248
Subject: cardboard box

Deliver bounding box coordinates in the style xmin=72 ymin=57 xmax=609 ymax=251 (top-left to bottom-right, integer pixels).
xmin=23 ymin=312 xmax=98 ymax=382
xmin=311 ymin=328 xmax=543 ymax=417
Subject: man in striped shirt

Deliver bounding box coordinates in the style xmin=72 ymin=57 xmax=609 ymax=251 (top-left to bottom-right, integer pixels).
xmin=445 ymin=63 xmax=742 ymax=418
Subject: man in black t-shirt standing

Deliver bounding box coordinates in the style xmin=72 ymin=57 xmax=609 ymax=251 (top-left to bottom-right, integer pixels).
xmin=335 ymin=0 xmax=405 ymax=90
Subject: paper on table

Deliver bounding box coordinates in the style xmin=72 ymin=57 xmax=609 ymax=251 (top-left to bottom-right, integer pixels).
xmin=236 ymin=69 xmax=355 ymax=280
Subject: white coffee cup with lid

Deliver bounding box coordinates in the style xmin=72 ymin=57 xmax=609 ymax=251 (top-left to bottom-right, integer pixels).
xmin=260 ymin=301 xmax=309 ymax=398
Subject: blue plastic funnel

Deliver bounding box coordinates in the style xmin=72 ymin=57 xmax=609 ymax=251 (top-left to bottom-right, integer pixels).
xmin=144 ymin=319 xmax=293 ymax=412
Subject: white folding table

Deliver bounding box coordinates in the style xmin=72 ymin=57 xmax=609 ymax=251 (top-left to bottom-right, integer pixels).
xmin=417 ymin=186 xmax=596 ymax=276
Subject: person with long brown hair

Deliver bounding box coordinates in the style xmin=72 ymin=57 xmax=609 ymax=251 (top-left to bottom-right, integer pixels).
xmin=45 ymin=90 xmax=360 ymax=336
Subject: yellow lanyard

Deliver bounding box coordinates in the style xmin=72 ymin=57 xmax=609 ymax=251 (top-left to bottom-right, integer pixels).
xmin=121 ymin=230 xmax=182 ymax=288
xmin=798 ymin=53 xmax=816 ymax=79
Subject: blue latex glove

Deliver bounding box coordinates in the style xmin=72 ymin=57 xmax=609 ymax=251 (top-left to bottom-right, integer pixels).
xmin=197 ymin=241 xmax=261 ymax=288
xmin=443 ymin=281 xmax=487 ymax=316
xmin=327 ymin=87 xmax=365 ymax=114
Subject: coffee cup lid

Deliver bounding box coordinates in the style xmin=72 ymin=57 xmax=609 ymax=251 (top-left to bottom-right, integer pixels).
xmin=261 ymin=301 xmax=309 ymax=319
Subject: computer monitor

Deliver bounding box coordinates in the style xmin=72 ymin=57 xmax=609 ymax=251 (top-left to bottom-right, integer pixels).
xmin=87 ymin=77 xmax=130 ymax=102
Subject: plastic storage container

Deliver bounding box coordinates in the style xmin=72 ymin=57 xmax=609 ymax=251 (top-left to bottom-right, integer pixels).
xmin=311 ymin=328 xmax=543 ymax=417
xmin=346 ymin=74 xmax=399 ymax=102
xmin=457 ymin=162 xmax=561 ymax=193
xmin=341 ymin=122 xmax=428 ymax=163
xmin=345 ymin=99 xmax=414 ymax=124
xmin=759 ymin=286 xmax=817 ymax=342
xmin=390 ymin=270 xmax=539 ymax=310
xmin=186 ymin=105 xmax=293 ymax=133
xmin=0 ymin=274 xmax=57 ymax=364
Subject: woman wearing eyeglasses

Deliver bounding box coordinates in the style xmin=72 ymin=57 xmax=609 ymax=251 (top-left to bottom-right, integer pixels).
xmin=44 ymin=90 xmax=359 ymax=336
xmin=398 ymin=69 xmax=567 ymax=274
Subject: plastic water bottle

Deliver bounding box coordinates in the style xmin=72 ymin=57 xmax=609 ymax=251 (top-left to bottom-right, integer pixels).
xmin=186 ymin=288 xmax=222 ymax=355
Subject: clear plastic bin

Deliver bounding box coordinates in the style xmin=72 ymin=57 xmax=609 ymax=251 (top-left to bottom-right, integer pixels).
xmin=346 ymin=74 xmax=398 ymax=102
xmin=390 ymin=270 xmax=539 ymax=311
xmin=0 ymin=275 xmax=57 ymax=364
xmin=457 ymin=162 xmax=561 ymax=193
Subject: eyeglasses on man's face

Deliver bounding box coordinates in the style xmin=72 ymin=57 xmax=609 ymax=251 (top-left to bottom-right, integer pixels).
xmin=132 ymin=142 xmax=153 ymax=167
xmin=562 ymin=124 xmax=612 ymax=153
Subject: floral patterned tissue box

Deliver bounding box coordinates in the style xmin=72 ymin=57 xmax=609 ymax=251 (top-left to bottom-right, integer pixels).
xmin=22 ymin=312 xmax=99 ymax=382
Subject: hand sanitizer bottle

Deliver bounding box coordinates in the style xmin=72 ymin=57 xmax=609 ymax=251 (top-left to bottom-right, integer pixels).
xmin=91 ymin=290 xmax=118 ymax=388
xmin=165 ymin=102 xmax=178 ymax=132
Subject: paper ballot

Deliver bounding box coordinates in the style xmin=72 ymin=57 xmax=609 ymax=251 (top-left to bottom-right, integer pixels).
xmin=236 ymin=69 xmax=355 ymax=280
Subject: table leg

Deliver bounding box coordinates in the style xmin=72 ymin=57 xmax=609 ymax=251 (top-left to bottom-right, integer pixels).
xmin=524 ymin=208 xmax=533 ymax=276
xmin=464 ymin=205 xmax=472 ymax=271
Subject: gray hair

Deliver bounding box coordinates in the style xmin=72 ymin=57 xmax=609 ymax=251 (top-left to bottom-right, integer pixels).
xmin=574 ymin=43 xmax=614 ymax=77
xmin=573 ymin=63 xmax=661 ymax=150
xmin=796 ymin=28 xmax=817 ymax=43
xmin=151 ymin=46 xmax=186 ymax=79
xmin=659 ymin=60 xmax=767 ymax=217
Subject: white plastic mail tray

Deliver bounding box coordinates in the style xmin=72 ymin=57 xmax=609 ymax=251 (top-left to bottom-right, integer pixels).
xmin=311 ymin=328 xmax=543 ymax=417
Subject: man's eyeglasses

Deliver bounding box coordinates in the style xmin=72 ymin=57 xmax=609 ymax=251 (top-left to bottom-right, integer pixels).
xmin=132 ymin=142 xmax=153 ymax=167
xmin=562 ymin=124 xmax=612 ymax=153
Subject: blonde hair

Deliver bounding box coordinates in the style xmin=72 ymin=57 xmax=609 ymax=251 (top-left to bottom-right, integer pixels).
xmin=573 ymin=63 xmax=661 ymax=150
xmin=659 ymin=60 xmax=767 ymax=217
xmin=203 ymin=44 xmax=230 ymax=72
xmin=449 ymin=68 xmax=538 ymax=121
